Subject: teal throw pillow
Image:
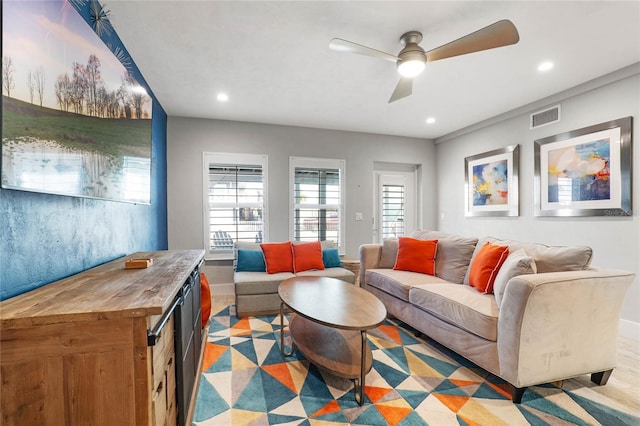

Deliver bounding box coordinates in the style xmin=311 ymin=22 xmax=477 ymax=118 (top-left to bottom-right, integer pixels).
xmin=322 ymin=248 xmax=342 ymax=268
xmin=236 ymin=249 xmax=266 ymax=272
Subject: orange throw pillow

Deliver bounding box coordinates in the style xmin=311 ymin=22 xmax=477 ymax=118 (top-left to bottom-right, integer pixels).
xmin=260 ymin=242 xmax=294 ymax=274
xmin=469 ymin=242 xmax=510 ymax=294
xmin=292 ymin=241 xmax=325 ymax=273
xmin=200 ymin=272 xmax=212 ymax=328
xmin=393 ymin=237 xmax=438 ymax=275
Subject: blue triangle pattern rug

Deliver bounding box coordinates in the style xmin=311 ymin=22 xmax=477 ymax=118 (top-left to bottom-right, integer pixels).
xmin=193 ymin=305 xmax=638 ymax=425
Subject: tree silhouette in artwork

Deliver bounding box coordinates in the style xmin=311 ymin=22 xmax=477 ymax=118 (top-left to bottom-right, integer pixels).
xmin=2 ymin=56 xmax=15 ymax=97
xmin=50 ymin=55 xmax=148 ymax=119
xmin=34 ymin=66 xmax=45 ymax=107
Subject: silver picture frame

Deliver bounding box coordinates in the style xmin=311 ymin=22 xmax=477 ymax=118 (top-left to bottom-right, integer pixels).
xmin=465 ymin=145 xmax=519 ymax=217
xmin=534 ymin=116 xmax=632 ymax=217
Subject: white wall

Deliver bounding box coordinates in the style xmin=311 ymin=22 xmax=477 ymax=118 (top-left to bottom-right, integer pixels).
xmin=434 ymin=71 xmax=640 ymax=338
xmin=166 ymin=118 xmax=436 ymax=291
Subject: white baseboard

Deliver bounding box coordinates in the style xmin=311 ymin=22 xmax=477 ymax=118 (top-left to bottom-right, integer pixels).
xmin=619 ymin=319 xmax=640 ymax=341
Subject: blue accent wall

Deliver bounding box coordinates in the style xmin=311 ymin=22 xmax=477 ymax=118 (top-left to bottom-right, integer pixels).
xmin=0 ymin=1 xmax=168 ymax=300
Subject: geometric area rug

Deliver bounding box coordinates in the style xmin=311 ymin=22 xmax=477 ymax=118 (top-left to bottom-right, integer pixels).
xmin=193 ymin=305 xmax=639 ymax=425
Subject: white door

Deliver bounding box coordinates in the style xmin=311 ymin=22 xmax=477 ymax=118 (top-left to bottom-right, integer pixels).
xmin=373 ymin=171 xmax=417 ymax=243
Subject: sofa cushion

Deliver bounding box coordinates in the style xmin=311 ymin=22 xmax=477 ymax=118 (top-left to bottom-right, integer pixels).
xmin=493 ymin=249 xmax=537 ymax=308
xmin=235 ymin=241 xmax=335 ymax=268
xmin=234 ymin=271 xmax=295 ymax=295
xmin=297 ymin=267 xmax=355 ymax=283
xmin=393 ymin=237 xmax=437 ymax=275
xmin=468 ymin=242 xmax=510 ymax=294
xmin=261 ymin=242 xmax=294 ymax=274
xmin=409 ymin=283 xmax=499 ymax=341
xmin=379 ymin=238 xmax=399 ymax=268
xmin=322 ymin=248 xmax=342 ymax=268
xmin=235 ymin=249 xmax=266 ymax=272
xmin=233 ymin=241 xmax=263 ymax=269
xmin=366 ymin=269 xmax=449 ymax=302
xmin=200 ymin=272 xmax=212 ymax=327
xmin=292 ymin=241 xmax=325 ymax=272
xmin=464 ymin=237 xmax=592 ymax=283
xmin=411 ymin=229 xmax=478 ymax=283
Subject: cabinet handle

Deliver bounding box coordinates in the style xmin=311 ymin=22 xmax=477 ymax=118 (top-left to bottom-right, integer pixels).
xmin=147 ymin=295 xmax=181 ymax=346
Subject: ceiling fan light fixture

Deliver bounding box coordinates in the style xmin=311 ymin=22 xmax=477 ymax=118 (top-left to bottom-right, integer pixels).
xmin=330 ymin=21 xmax=520 ymax=102
xmin=396 ymin=34 xmax=426 ymax=78
xmin=397 ymin=58 xmax=425 ymax=78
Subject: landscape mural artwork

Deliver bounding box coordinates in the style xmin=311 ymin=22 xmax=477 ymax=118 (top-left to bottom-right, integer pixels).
xmin=1 ymin=0 xmax=152 ymax=204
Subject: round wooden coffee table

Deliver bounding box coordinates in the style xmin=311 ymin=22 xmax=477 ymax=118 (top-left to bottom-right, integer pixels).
xmin=278 ymin=276 xmax=387 ymax=405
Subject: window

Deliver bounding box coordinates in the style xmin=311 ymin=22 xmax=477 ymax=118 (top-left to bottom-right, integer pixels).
xmin=381 ymin=182 xmax=406 ymax=239
xmin=374 ymin=168 xmax=418 ymax=243
xmin=203 ymin=153 xmax=268 ymax=259
xmin=290 ymin=157 xmax=345 ymax=252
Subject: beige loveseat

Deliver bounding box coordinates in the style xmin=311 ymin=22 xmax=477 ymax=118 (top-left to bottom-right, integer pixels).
xmin=360 ymin=229 xmax=635 ymax=403
xmin=234 ymin=241 xmax=355 ymax=317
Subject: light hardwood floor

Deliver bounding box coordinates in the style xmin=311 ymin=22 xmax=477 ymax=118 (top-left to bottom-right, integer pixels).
xmin=210 ymin=293 xmax=640 ymax=416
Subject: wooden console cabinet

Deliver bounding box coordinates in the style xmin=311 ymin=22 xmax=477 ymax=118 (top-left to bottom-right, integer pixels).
xmin=0 ymin=250 xmax=205 ymax=426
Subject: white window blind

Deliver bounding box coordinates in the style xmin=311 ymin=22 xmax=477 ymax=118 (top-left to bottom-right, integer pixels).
xmin=203 ymin=153 xmax=267 ymax=259
xmin=382 ymin=183 xmax=405 ymax=239
xmin=290 ymin=157 xmax=344 ymax=251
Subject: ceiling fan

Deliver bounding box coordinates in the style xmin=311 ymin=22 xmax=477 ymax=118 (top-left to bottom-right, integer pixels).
xmin=329 ymin=20 xmax=519 ymax=103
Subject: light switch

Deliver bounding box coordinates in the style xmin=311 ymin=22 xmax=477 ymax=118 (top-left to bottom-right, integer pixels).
xmin=355 ymin=212 xmax=363 ymax=221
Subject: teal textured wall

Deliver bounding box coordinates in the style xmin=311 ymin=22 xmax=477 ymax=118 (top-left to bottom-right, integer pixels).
xmin=0 ymin=1 xmax=168 ymax=299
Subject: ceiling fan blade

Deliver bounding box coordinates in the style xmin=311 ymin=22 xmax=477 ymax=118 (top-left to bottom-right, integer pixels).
xmin=329 ymin=38 xmax=398 ymax=63
xmin=388 ymin=78 xmax=413 ymax=103
xmin=426 ymin=19 xmax=519 ymax=62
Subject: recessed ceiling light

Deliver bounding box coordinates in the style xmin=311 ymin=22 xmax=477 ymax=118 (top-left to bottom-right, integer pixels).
xmin=538 ymin=61 xmax=554 ymax=72
xmin=217 ymin=93 xmax=229 ymax=102
xmin=426 ymin=117 xmax=436 ymax=125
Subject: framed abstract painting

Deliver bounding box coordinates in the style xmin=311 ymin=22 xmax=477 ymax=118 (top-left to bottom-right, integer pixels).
xmin=465 ymin=145 xmax=519 ymax=217
xmin=534 ymin=117 xmax=632 ymax=217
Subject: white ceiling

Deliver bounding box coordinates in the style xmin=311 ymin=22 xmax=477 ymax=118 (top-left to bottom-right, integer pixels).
xmin=106 ymin=1 xmax=640 ymax=140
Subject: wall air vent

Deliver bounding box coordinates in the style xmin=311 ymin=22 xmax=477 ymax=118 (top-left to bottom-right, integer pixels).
xmin=530 ymin=105 xmax=560 ymax=129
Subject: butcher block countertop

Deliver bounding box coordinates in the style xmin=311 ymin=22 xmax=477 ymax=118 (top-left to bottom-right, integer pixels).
xmin=0 ymin=250 xmax=205 ymax=329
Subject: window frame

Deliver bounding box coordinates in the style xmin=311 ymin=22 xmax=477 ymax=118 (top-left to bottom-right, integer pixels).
xmin=202 ymin=152 xmax=269 ymax=260
xmin=289 ymin=156 xmax=345 ymax=254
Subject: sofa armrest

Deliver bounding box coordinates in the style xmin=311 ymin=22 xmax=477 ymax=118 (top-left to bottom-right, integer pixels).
xmin=359 ymin=244 xmax=383 ymax=286
xmin=497 ymin=269 xmax=635 ymax=388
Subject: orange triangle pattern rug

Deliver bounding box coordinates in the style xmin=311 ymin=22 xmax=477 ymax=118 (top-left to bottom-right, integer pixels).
xmin=193 ymin=305 xmax=638 ymax=425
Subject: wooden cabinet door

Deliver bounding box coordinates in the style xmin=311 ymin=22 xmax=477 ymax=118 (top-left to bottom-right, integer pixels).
xmin=1 ymin=318 xmax=137 ymax=426
xmin=1 ymin=357 xmax=65 ymax=426
xmin=65 ymin=350 xmax=137 ymax=424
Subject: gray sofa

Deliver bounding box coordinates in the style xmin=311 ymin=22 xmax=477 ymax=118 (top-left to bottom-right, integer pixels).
xmin=360 ymin=229 xmax=635 ymax=403
xmin=234 ymin=241 xmax=355 ymax=317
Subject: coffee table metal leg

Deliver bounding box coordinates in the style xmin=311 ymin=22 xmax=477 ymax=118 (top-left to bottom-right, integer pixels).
xmin=353 ymin=330 xmax=367 ymax=405
xmin=279 ymin=301 xmax=295 ymax=357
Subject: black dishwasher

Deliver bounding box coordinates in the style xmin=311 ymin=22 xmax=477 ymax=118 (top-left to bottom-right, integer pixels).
xmin=175 ymin=264 xmax=203 ymax=426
